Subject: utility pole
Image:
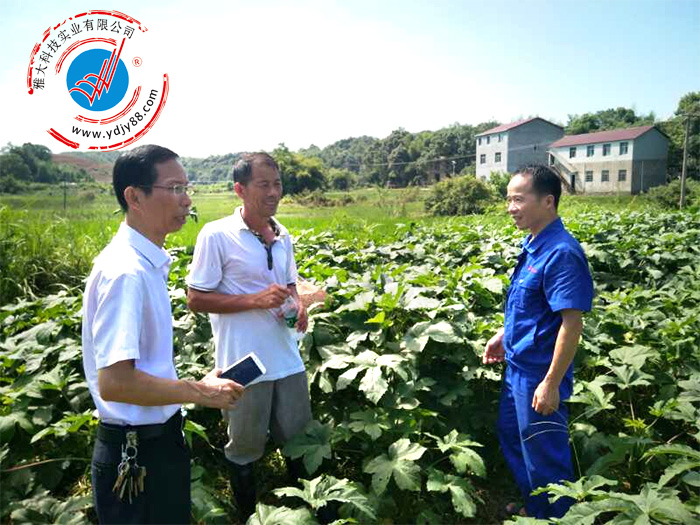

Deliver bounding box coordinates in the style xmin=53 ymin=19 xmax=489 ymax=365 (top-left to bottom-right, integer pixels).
xmin=63 ymin=171 xmax=67 ymax=211
xmin=680 ymin=116 xmax=690 ymax=209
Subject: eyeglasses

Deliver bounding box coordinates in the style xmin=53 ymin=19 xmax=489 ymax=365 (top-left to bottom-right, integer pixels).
xmin=137 ymin=184 xmax=195 ymax=196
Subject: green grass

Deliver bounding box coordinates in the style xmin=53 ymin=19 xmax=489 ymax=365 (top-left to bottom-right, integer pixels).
xmin=0 ymin=184 xmax=664 ymax=305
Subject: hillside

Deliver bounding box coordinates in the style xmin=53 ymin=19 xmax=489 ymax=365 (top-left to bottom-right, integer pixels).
xmin=52 ymin=153 xmax=113 ymax=183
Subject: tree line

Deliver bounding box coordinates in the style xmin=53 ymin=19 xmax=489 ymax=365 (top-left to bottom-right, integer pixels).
xmin=191 ymin=90 xmax=699 ymax=193
xmin=1 ymin=92 xmax=697 ymax=195
xmin=0 ymin=143 xmax=93 ymax=194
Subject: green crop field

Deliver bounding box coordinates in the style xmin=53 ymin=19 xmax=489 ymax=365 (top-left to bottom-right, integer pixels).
xmin=1 ymin=188 xmax=698 ymax=524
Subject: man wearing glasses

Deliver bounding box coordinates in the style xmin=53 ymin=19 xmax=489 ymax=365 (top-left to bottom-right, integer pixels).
xmin=186 ymin=152 xmax=311 ymax=520
xmin=82 ymin=144 xmax=244 ymax=524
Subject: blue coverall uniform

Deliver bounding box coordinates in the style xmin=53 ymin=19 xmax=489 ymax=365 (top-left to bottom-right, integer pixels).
xmin=499 ymin=217 xmax=594 ymax=518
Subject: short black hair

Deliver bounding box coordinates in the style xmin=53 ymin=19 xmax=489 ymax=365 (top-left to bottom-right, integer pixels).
xmin=515 ymin=164 xmax=562 ymax=209
xmin=232 ymin=152 xmax=279 ymax=186
xmin=113 ymin=145 xmax=179 ymax=211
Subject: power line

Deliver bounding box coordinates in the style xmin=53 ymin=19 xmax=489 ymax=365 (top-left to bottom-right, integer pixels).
xmin=343 ymin=140 xmax=570 ymax=169
xmin=337 ymin=116 xmax=696 ymax=171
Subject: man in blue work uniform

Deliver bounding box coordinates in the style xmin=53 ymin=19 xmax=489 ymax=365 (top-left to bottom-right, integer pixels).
xmin=483 ymin=165 xmax=594 ymax=519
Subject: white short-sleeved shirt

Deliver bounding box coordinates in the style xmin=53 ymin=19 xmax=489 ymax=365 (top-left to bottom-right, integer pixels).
xmin=81 ymin=222 xmax=180 ymax=425
xmin=186 ymin=207 xmax=304 ymax=384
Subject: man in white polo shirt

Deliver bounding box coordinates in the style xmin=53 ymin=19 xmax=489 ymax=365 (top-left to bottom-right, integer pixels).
xmin=82 ymin=145 xmax=244 ymax=524
xmin=186 ymin=152 xmax=311 ymax=520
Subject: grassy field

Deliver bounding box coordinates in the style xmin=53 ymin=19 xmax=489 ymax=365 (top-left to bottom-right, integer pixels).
xmin=0 ymin=184 xmax=660 ymax=305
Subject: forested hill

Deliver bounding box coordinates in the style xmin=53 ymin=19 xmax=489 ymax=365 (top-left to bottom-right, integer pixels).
xmin=2 ymin=93 xmax=697 ymax=194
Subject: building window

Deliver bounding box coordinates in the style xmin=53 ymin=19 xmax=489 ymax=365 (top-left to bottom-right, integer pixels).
xmin=486 ymin=136 xmax=491 ymax=145
xmin=480 ymin=154 xmax=486 ymax=164
xmin=603 ymin=143 xmax=611 ymax=156
xmin=569 ymin=147 xmax=577 ymax=158
xmin=620 ymin=142 xmax=628 ymax=155
xmin=478 ymin=137 xmax=481 ymax=146
xmin=587 ymin=145 xmax=594 ymax=157
xmin=618 ymin=169 xmax=627 ymax=181
xmin=602 ymin=170 xmax=610 ymax=182
xmin=498 ymin=134 xmax=503 ymax=142
xmin=585 ymin=171 xmax=593 ymax=182
xmin=495 ymin=152 xmax=502 ymax=163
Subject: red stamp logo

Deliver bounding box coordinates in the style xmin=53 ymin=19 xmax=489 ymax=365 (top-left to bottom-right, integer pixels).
xmin=26 ymin=10 xmax=169 ymax=151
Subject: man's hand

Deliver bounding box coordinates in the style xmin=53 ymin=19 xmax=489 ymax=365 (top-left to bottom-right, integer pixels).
xmin=532 ymin=379 xmax=560 ymax=416
xmin=191 ymin=368 xmax=244 ymax=410
xmin=483 ymin=328 xmax=505 ymax=364
xmin=256 ymin=284 xmax=290 ymax=309
xmin=295 ymin=301 xmax=308 ymax=332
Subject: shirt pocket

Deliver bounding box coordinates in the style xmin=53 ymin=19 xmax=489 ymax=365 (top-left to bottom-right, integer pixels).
xmin=514 ymin=274 xmax=545 ymax=310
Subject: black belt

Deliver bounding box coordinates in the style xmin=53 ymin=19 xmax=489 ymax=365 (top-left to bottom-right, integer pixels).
xmin=97 ymin=411 xmax=183 ymax=443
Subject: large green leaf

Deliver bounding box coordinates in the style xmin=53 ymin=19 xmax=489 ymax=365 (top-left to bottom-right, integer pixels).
xmin=476 ymin=275 xmax=505 ymax=294
xmin=334 ymin=350 xmax=405 ymax=403
xmin=282 ymin=420 xmax=332 ymax=475
xmin=359 ymin=366 xmax=389 ymax=404
xmin=644 ymin=444 xmax=700 ymax=462
xmin=274 ymin=474 xmax=376 ymax=520
xmin=644 ymin=444 xmax=700 ymax=487
xmin=246 ymin=504 xmax=314 ymax=525
xmin=557 ymin=498 xmax=631 ymax=525
xmin=403 ymin=320 xmax=462 ymax=352
xmin=183 ymin=420 xmax=211 ymax=447
xmin=609 ymin=345 xmax=658 ymax=368
xmin=426 ymin=469 xmax=479 ymax=518
xmin=347 ymin=410 xmax=390 ymax=440
xmin=611 ymin=483 xmax=694 ymax=524
xmin=364 ymin=438 xmax=427 ymax=494
xmin=568 ymin=377 xmax=615 ymax=416
xmin=531 ymin=475 xmax=618 ymax=502
xmin=0 ymin=412 xmax=33 ymax=441
xmin=7 ymin=490 xmax=91 ymax=525
xmin=428 ymin=429 xmax=485 ymax=477
xmin=337 ymin=291 xmax=374 ymax=312
xmin=404 ymin=295 xmax=442 ymax=311
xmin=603 ymin=364 xmax=653 ymax=390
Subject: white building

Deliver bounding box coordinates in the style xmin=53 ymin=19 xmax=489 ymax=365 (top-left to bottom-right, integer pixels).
xmin=475 ymin=118 xmax=564 ymax=179
xmin=548 ymin=126 xmax=669 ymax=194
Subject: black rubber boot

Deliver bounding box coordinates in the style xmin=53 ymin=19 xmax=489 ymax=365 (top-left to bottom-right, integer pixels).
xmin=228 ymin=461 xmax=257 ymax=522
xmin=286 ymin=457 xmax=306 ymax=485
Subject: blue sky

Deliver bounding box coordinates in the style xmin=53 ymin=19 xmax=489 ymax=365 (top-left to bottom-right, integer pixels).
xmin=0 ymin=0 xmax=698 ymax=157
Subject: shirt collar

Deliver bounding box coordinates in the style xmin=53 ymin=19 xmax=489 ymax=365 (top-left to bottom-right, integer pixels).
xmin=522 ymin=217 xmax=564 ymax=254
xmin=231 ymin=206 xmax=285 ymax=238
xmin=117 ymin=222 xmax=172 ymax=269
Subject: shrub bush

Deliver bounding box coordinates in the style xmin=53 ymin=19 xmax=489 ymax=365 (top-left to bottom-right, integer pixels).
xmin=487 ymin=171 xmax=510 ymax=198
xmin=0 ymin=175 xmax=25 ymax=194
xmin=294 ymin=190 xmax=355 ymax=208
xmin=425 ymin=175 xmax=495 ymax=216
xmin=646 ymin=178 xmax=699 ymax=208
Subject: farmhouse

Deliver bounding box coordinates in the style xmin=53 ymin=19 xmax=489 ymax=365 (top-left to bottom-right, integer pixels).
xmin=547 ymin=126 xmax=669 ymax=194
xmin=475 ymin=117 xmax=564 ymax=179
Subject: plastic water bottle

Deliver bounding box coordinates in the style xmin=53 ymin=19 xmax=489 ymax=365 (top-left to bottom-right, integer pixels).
xmin=280 ymin=296 xmax=298 ymax=328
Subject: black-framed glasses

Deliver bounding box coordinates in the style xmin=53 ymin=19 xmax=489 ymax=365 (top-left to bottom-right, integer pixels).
xmin=137 ymin=184 xmax=194 ymax=196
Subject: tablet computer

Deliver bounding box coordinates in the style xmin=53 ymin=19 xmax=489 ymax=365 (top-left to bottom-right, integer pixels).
xmin=219 ymin=352 xmax=266 ymax=386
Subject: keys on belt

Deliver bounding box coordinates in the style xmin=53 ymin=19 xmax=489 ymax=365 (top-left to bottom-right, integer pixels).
xmin=112 ymin=431 xmax=147 ymax=503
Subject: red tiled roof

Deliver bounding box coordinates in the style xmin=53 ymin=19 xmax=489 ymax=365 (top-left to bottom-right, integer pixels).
xmin=476 ymin=117 xmax=563 ymax=136
xmin=549 ymin=125 xmax=660 ymax=148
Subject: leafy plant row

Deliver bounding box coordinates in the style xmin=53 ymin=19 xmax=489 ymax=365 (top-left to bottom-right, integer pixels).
xmin=1 ymin=210 xmax=699 ymax=523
